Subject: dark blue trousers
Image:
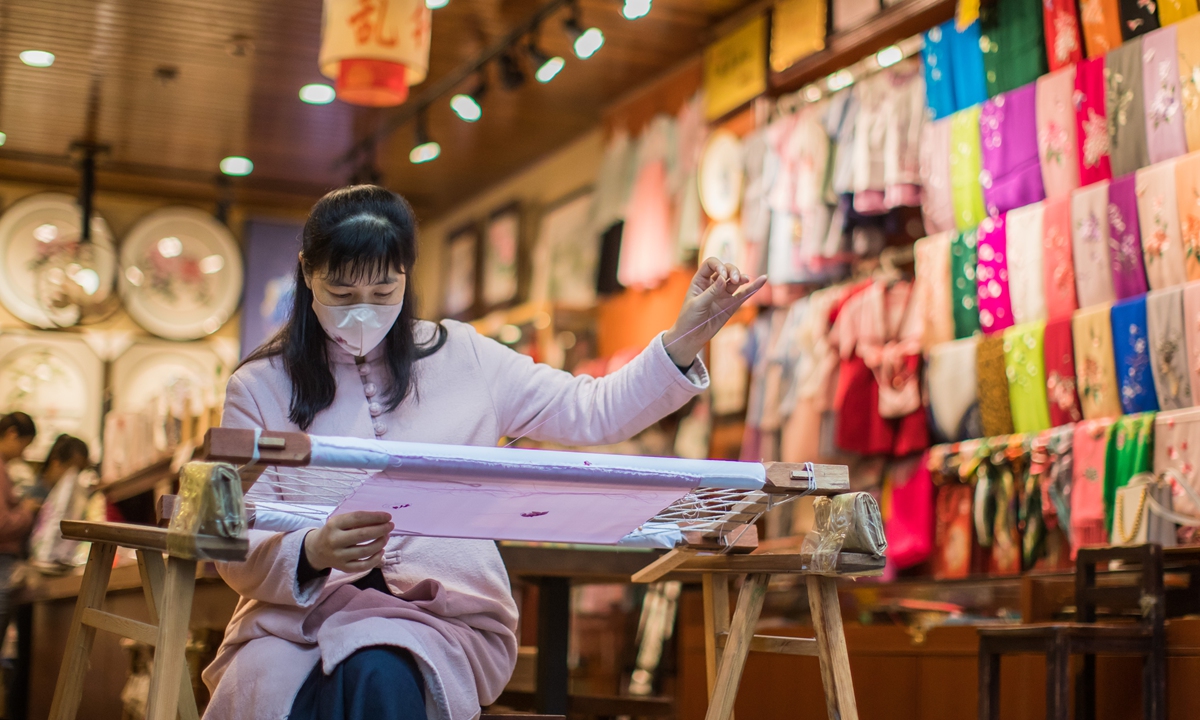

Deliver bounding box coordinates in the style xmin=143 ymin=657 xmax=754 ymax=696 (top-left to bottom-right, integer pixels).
xmin=290 ymin=646 xmax=427 ymax=720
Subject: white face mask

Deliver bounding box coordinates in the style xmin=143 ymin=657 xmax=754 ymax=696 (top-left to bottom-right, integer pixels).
xmin=311 ymin=297 xmax=403 ymax=357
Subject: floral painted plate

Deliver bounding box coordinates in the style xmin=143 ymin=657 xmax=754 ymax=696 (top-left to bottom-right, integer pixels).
xmin=119 ymin=207 xmax=243 ymax=340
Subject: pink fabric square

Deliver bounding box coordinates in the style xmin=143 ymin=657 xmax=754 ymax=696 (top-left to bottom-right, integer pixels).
xmin=977 ymin=213 xmax=1015 ymax=334
xmin=1074 ymin=57 xmax=1114 ymax=186
xmin=1043 ymin=194 xmax=1080 ymax=321
xmin=1037 ymin=67 xmax=1082 ymax=198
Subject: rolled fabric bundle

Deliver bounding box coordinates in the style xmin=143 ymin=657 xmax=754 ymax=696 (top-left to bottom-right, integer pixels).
xmin=951 ymin=106 xmax=988 ymax=230
xmin=1043 ymin=195 xmax=1080 ymax=320
xmin=1004 ymin=322 xmax=1053 ymax=432
xmin=1117 ymin=0 xmax=1160 ymax=39
xmin=1007 ymin=202 xmax=1048 ymax=324
xmin=1071 ymin=181 xmax=1118 ymax=308
xmin=915 ymin=231 xmax=956 ymax=349
xmin=1044 ymin=316 xmax=1085 ymax=424
xmin=810 ymin=492 xmax=888 ymax=556
xmin=1042 ymin=0 xmax=1084 ymax=70
xmin=919 ymin=118 xmax=956 ymax=234
xmin=1177 ymin=151 xmax=1200 ymax=277
xmin=977 ymin=214 xmax=1015 ymax=334
xmin=1184 ymin=281 xmax=1200 ymax=405
xmin=1073 ymin=302 xmax=1124 ymax=418
xmin=980 ymin=85 xmax=1046 ymax=217
xmin=1071 ymin=418 xmax=1117 ymax=552
xmin=927 ymin=338 xmax=980 ymax=441
xmin=978 ymin=333 xmax=1017 ymax=435
xmin=952 ymin=228 xmax=982 ymax=338
xmin=1081 ymin=0 xmax=1125 ymax=58
xmin=1107 ymin=39 xmax=1152 ymax=177
xmin=1037 ymin=67 xmax=1082 ymax=198
xmin=1158 ymin=0 xmax=1198 ymax=26
xmin=1106 ymin=174 xmax=1150 ymax=298
xmin=1179 ymin=16 xmax=1200 ymax=152
xmin=1143 ymin=27 xmax=1190 ymax=164
xmin=1146 ymin=286 xmax=1194 ymax=409
xmin=1075 ymin=57 xmax=1114 ymax=185
xmin=1111 ymin=295 xmax=1161 ymax=414
xmin=1137 ymin=158 xmax=1187 ymax=286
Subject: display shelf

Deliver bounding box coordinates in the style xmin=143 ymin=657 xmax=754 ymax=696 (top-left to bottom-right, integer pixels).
xmin=97 ymin=454 xmax=175 ymax=503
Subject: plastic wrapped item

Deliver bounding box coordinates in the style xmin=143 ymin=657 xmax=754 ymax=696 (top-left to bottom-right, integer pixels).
xmin=801 ymin=491 xmax=887 ymax=574
xmin=166 ymin=461 xmax=246 ymax=559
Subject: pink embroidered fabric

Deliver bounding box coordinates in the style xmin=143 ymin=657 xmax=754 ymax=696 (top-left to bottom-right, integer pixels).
xmin=1071 ymin=418 xmax=1116 ymax=553
xmin=1043 ymin=194 xmax=1080 ymax=320
xmin=1071 ymin=181 xmax=1118 ymax=308
xmin=920 ymin=118 xmax=957 ymax=234
xmin=1074 ymin=57 xmax=1114 ymax=186
xmin=1037 ymin=67 xmax=1082 ymax=198
xmin=1142 ymin=26 xmax=1190 ymax=165
xmin=1184 ymin=281 xmax=1200 ymax=405
xmin=1137 ymin=158 xmax=1188 ymax=287
xmin=977 ymin=214 xmax=1016 ymax=334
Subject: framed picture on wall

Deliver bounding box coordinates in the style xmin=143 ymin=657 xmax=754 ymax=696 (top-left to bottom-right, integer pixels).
xmin=443 ymin=223 xmax=479 ymax=319
xmin=481 ymin=203 xmax=521 ymax=309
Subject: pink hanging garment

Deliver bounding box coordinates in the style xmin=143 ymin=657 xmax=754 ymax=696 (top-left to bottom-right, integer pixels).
xmin=1154 ymin=408 xmax=1200 ymax=528
xmin=1137 ymin=158 xmax=1189 ymax=286
xmin=1185 ymin=281 xmax=1200 ymax=405
xmin=619 ymin=117 xmax=677 ymax=289
xmin=1071 ymin=418 xmax=1116 ymax=554
xmin=1074 ymin=57 xmax=1114 ymax=186
xmin=980 ymin=85 xmax=1046 ymax=217
xmin=920 ymin=118 xmax=956 ymax=234
xmin=1142 ymin=26 xmax=1190 ymax=164
xmin=885 ymin=453 xmax=935 ymax=569
xmin=1071 ymin=181 xmax=1118 ymax=309
xmin=977 ymin=214 xmax=1016 ymax=334
xmin=1037 ymin=67 xmax=1082 ymax=199
xmin=1043 ymin=195 xmax=1080 ymax=321
xmin=883 ymin=61 xmax=926 ymax=209
xmin=914 ymin=231 xmax=956 ymax=350
xmin=1178 ymin=151 xmax=1200 ymax=278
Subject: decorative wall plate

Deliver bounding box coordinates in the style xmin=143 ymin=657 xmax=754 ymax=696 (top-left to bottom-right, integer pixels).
xmin=700 ymin=221 xmax=745 ymax=269
xmin=697 ymin=131 xmax=744 ymax=222
xmin=119 ymin=207 xmax=243 ymax=340
xmin=111 ymin=340 xmax=230 ymax=414
xmin=0 ymin=331 xmax=103 ymax=461
xmin=0 ymin=193 xmax=114 ymax=329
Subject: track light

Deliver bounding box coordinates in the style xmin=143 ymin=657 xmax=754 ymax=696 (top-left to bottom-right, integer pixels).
xmin=410 ymin=113 xmax=440 ymax=164
xmin=499 ymin=49 xmax=526 ymax=90
xmin=563 ymin=14 xmax=604 ymax=59
xmin=426 ymin=0 xmax=449 ymax=8
xmin=527 ymin=42 xmax=564 ymax=83
xmin=622 ymin=0 xmax=652 ymax=19
xmin=451 ymin=75 xmax=486 ymax=122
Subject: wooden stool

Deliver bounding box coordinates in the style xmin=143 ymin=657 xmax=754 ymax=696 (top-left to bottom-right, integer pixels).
xmin=636 ymin=550 xmax=884 ymax=720
xmin=46 ymin=520 xmax=247 ymax=720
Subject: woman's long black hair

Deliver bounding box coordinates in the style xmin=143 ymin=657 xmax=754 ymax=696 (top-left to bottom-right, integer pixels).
xmin=243 ymin=185 xmax=447 ymax=429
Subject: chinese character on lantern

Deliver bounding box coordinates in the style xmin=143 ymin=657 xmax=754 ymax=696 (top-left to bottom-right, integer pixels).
xmin=319 ymin=0 xmax=431 ymax=107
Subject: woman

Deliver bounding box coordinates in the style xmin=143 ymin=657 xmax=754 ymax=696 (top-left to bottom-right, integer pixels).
xmin=203 ymin=185 xmax=764 ymax=720
xmin=0 ymin=412 xmax=38 ymax=644
xmin=28 ymin=435 xmax=91 ymax=567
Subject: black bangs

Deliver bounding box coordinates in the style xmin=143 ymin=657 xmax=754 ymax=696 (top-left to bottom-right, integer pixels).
xmin=313 ymin=213 xmax=412 ymax=284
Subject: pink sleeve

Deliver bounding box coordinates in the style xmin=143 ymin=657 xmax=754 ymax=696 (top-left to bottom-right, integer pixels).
xmin=468 ymin=328 xmax=709 ymax=446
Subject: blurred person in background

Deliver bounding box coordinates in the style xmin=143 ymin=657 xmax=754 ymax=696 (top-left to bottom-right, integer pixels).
xmin=0 ymin=413 xmax=38 ymax=642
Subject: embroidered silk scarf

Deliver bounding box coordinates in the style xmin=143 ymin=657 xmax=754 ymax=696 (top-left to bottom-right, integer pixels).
xmin=1177 ymin=151 xmax=1200 ymax=277
xmin=979 ymin=0 xmax=1049 ymax=97
xmin=1137 ymin=158 xmax=1188 ymax=286
xmin=1178 ymin=15 xmax=1200 ymax=152
xmin=1112 ymin=295 xmax=1161 ymax=413
xmin=1081 ymin=0 xmax=1126 ymax=57
xmin=1185 ymin=282 xmax=1200 ymax=404
xmin=927 ymin=337 xmax=980 ymax=441
xmin=952 ymin=228 xmax=982 ymax=338
xmin=951 ymin=106 xmax=988 ymax=230
xmin=1143 ymin=27 xmax=1190 ymax=164
xmin=1147 ymin=286 xmax=1194 ymax=409
xmin=1158 ymin=0 xmax=1198 ymax=25
xmin=1103 ymin=412 xmax=1156 ymax=533
xmin=1007 ymin=202 xmax=1048 ymax=324
xmin=1044 ymin=316 xmax=1085 ymax=424
xmin=1107 ymin=39 xmax=1152 ymax=177
xmin=1043 ymin=195 xmax=1080 ymax=320
xmin=1118 ymin=0 xmax=1161 ymax=39
xmin=922 ymin=22 xmax=957 ymax=120
xmin=1072 ymin=181 xmax=1119 ymax=308
xmin=915 ymin=231 xmax=956 ymax=349
xmin=951 ymin=20 xmax=989 ymax=110
xmin=1043 ymin=0 xmax=1084 ymax=70
xmin=1154 ymin=407 xmax=1200 ymax=520
xmin=1076 ymin=58 xmax=1114 ymax=186
xmin=1037 ymin=67 xmax=1082 ymax=198
xmin=920 ymin=118 xmax=956 ymax=234
xmin=1005 ymin=322 xmax=1053 ymax=432
xmin=1107 ymin=173 xmax=1151 ymax=297
xmin=1074 ymin=303 xmax=1124 ymax=418
xmin=1071 ymin=417 xmax=1116 ymax=551
xmin=978 ymin=214 xmax=1016 ymax=333
xmin=981 ymin=85 xmax=1047 ymax=216
xmin=978 ymin=333 xmax=1017 ymax=436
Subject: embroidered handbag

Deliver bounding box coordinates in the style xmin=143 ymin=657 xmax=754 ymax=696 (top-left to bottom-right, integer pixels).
xmin=1112 ymin=472 xmax=1177 ymax=546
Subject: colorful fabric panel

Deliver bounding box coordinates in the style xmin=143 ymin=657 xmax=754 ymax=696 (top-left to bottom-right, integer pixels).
xmin=1073 ymin=303 xmax=1124 ymax=418
xmin=920 ymin=118 xmax=956 ymax=234
xmin=1137 ymin=158 xmax=1188 ymax=287
xmin=977 ymin=214 xmax=1016 ymax=333
xmin=978 ymin=333 xmax=1017 ymax=436
xmin=1043 ymin=195 xmax=1081 ymax=320
xmin=1146 ymin=286 xmax=1194 ymax=409
xmin=1071 ymin=417 xmax=1116 ymax=550
xmin=1158 ymin=0 xmax=1198 ymax=25
xmin=1071 ymin=181 xmax=1118 ymax=308
xmin=1007 ymin=201 xmax=1048 ymax=323
xmin=1142 ymin=26 xmax=1190 ymax=164
xmin=1154 ymin=406 xmax=1200 ymax=520
xmin=980 ymin=84 xmax=1046 ymax=216
xmin=1117 ymin=0 xmax=1161 ymax=39
xmin=1042 ymin=0 xmax=1085 ymax=70
xmin=1081 ymin=0 xmax=1126 ymax=58
xmin=1044 ymin=316 xmax=1085 ymax=424
xmin=1178 ymin=15 xmax=1200 ymax=152
xmin=1111 ymin=295 xmax=1161 ymax=414
xmin=927 ymin=337 xmax=980 ymax=441
xmin=1185 ymin=281 xmax=1200 ymax=405
xmin=1177 ymin=151 xmax=1200 ymax=278
xmin=1037 ymin=67 xmax=1082 ymax=198
xmin=952 ymin=228 xmax=982 ymax=338
xmin=951 ymin=106 xmax=988 ymax=230
xmin=1103 ymin=412 xmax=1156 ymax=533
xmin=979 ymin=0 xmax=1049 ymax=97
xmin=1004 ymin=322 xmax=1052 ymax=432
xmin=915 ymin=231 xmax=956 ymax=349
xmin=1107 ymin=39 xmax=1152 ymax=177
xmin=1106 ymin=173 xmax=1150 ymax=298
xmin=1076 ymin=57 xmax=1114 ymax=185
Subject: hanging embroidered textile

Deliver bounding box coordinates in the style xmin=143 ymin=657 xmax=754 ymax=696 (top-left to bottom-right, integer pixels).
xmin=1117 ymin=0 xmax=1161 ymax=39
xmin=1142 ymin=26 xmax=1190 ymax=164
xmin=1177 ymin=151 xmax=1200 ymax=278
xmin=1044 ymin=316 xmax=1085 ymax=424
xmin=1103 ymin=412 xmax=1156 ymax=531
xmin=978 ymin=333 xmax=1017 ymax=436
xmin=981 ymin=85 xmax=1046 ymax=216
xmin=1036 ymin=67 xmax=1082 ymax=198
xmin=1071 ymin=418 xmax=1116 ymax=551
xmin=1185 ymin=281 xmax=1200 ymax=405
xmin=1071 ymin=180 xmax=1119 ymax=308
xmin=919 ymin=118 xmax=957 ymax=234
xmin=979 ymin=0 xmax=1049 ymax=97
xmin=1075 ymin=57 xmax=1115 ymax=185
xmin=1107 ymin=39 xmax=1152 ymax=177
xmin=1004 ymin=322 xmax=1053 ymax=432
xmin=934 ymin=475 xmax=978 ymax=579
xmin=1138 ymin=158 xmax=1188 ymax=286
xmin=1080 ymin=0 xmax=1125 ymax=57
xmin=1006 ymin=202 xmax=1048 ymax=324
xmin=1107 ymin=174 xmax=1151 ymax=298
xmin=1043 ymin=195 xmax=1080 ymax=320
xmin=927 ymin=337 xmax=980 ymax=441
xmin=951 ymin=106 xmax=988 ymax=230
xmin=923 ymin=20 xmax=989 ymax=117
xmin=914 ymin=231 xmax=956 ymax=349
xmin=1146 ymin=286 xmax=1194 ymax=409
xmin=1178 ymin=15 xmax=1200 ymax=152
xmin=977 ymin=214 xmax=1016 ymax=334
xmin=1074 ymin=303 xmax=1124 ymax=418
xmin=1154 ymin=407 xmax=1200 ymax=536
xmin=1042 ymin=0 xmax=1084 ymax=70
xmin=952 ymin=228 xmax=982 ymax=337
xmin=1026 ymin=425 xmax=1076 ymax=564
xmin=1158 ymin=0 xmax=1199 ymax=25
xmin=1112 ymin=295 xmax=1161 ymax=413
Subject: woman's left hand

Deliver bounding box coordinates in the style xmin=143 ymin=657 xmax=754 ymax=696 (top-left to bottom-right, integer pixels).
xmin=663 ymin=258 xmax=767 ymax=369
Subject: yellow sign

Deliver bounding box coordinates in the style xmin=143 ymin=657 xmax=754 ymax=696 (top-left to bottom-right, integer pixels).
xmin=704 ymin=15 xmax=768 ymax=120
xmin=771 ymin=0 xmax=827 ymax=73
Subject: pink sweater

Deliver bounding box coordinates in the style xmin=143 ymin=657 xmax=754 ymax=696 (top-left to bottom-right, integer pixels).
xmin=202 ymin=320 xmax=708 ymax=720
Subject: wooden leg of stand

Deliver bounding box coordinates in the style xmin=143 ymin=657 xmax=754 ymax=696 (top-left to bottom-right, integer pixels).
xmin=702 ymin=573 xmax=732 ymax=697
xmin=48 ymin=541 xmax=117 ymax=720
xmin=138 ymin=551 xmax=200 ymax=720
xmin=704 ymin=573 xmax=769 ymax=720
xmin=145 ymin=556 xmax=197 ymax=720
xmin=807 ymin=575 xmax=859 ymax=720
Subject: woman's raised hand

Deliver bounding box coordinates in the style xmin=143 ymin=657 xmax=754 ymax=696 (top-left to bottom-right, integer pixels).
xmin=303 ymin=511 xmax=393 ymax=573
xmin=662 ymin=258 xmax=767 ymax=368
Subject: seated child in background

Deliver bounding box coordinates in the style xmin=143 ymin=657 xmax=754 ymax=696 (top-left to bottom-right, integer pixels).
xmin=28 ymin=435 xmax=93 ymax=570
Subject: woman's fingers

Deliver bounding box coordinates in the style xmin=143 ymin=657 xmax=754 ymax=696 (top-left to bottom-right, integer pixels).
xmin=339 ymin=550 xmax=386 ymax=572
xmin=333 ymin=522 xmax=394 ymax=548
xmin=330 ymin=511 xmax=392 ymax=529
xmin=334 ymin=534 xmax=389 ymax=561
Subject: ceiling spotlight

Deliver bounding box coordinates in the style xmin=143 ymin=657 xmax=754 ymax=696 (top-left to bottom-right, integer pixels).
xmin=0 ymin=132 xmax=6 ymax=146
xmin=527 ymin=43 xmax=564 ymax=83
xmin=220 ymin=156 xmax=254 ymax=176
xmin=622 ymin=0 xmax=652 ymax=19
xmin=20 ymin=50 xmax=55 ymax=67
xmin=827 ymin=69 xmax=855 ymax=92
xmin=426 ymin=0 xmax=449 ymax=7
xmin=299 ymin=83 xmax=336 ymax=104
xmin=410 ymin=113 xmax=440 ymax=164
xmin=875 ymin=45 xmax=903 ymax=68
xmin=563 ymin=14 xmax=605 ymax=59
xmin=451 ymin=74 xmax=487 ymax=122
xmin=498 ymin=49 xmax=526 ymax=90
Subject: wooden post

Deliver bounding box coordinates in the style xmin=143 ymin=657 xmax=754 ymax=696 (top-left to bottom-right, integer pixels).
xmin=145 ymin=555 xmax=197 ymax=720
xmin=137 ymin=551 xmax=201 ymax=720
xmin=701 ymin=573 xmax=732 ymax=697
xmin=806 ymin=575 xmax=859 ymax=720
xmin=978 ymin=637 xmax=1001 ymax=720
xmin=48 ymin=541 xmax=117 ymax=720
xmin=704 ymin=573 xmax=769 ymax=720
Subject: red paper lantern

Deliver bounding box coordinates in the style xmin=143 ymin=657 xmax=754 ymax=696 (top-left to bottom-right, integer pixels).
xmin=320 ymin=0 xmax=432 ymax=108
